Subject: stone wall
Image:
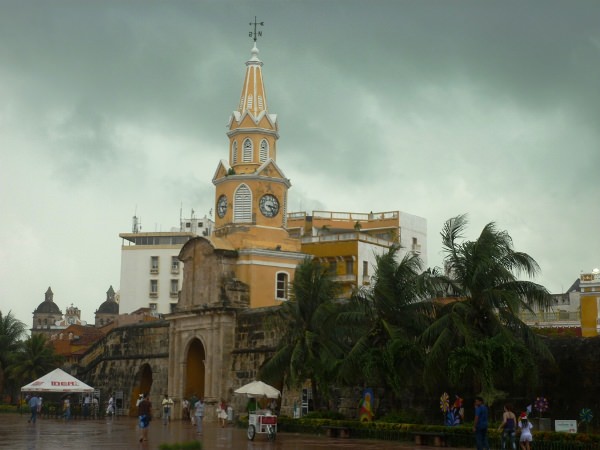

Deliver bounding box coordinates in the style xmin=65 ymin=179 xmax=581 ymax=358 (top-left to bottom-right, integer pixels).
xmin=78 ymin=321 xmax=169 ymax=416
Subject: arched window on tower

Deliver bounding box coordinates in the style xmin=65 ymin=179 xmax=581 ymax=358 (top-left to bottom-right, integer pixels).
xmin=233 ymin=184 xmax=252 ymax=223
xmin=259 ymin=139 xmax=269 ymax=163
xmin=242 ymin=139 xmax=253 ymax=162
xmin=232 ymin=141 xmax=238 ymax=164
xmin=276 ymin=272 xmax=289 ymax=301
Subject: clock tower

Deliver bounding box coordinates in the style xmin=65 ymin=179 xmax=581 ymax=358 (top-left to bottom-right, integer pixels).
xmin=212 ymin=43 xmax=296 ymax=250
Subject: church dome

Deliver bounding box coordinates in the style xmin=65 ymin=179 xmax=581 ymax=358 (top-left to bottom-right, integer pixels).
xmin=34 ymin=300 xmax=62 ymax=315
xmin=95 ymin=285 xmax=118 ymax=315
xmin=96 ymin=299 xmax=119 ymax=315
xmin=34 ymin=287 xmax=62 ymax=315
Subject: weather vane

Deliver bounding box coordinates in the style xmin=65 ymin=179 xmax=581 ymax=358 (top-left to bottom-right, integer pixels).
xmin=249 ymin=16 xmax=264 ymax=42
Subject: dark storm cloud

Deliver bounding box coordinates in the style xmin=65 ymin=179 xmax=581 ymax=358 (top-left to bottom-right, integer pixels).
xmin=1 ymin=0 xmax=599 ymax=327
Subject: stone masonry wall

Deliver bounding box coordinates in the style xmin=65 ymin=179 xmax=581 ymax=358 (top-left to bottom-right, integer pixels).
xmin=78 ymin=321 xmax=169 ymax=416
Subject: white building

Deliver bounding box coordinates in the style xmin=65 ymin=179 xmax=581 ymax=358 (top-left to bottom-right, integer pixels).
xmin=118 ymin=214 xmax=214 ymax=315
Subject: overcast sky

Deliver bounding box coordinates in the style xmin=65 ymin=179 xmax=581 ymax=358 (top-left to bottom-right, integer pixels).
xmin=1 ymin=1 xmax=599 ymax=327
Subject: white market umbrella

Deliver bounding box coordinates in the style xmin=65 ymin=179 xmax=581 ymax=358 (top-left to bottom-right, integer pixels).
xmin=234 ymin=381 xmax=281 ymax=399
xmin=21 ymin=368 xmax=94 ymax=393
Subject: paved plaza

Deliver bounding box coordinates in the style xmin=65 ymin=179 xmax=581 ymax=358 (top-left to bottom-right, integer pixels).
xmin=0 ymin=414 xmax=445 ymax=450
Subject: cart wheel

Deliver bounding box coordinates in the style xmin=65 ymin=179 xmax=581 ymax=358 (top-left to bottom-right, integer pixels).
xmin=247 ymin=424 xmax=256 ymax=440
xmin=267 ymin=424 xmax=276 ymax=441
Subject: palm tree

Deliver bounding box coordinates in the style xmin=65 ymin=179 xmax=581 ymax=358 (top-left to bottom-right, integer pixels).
xmin=259 ymin=258 xmax=342 ymax=410
xmin=338 ymin=246 xmax=439 ymax=407
xmin=9 ymin=333 xmax=63 ymax=386
xmin=0 ymin=311 xmax=27 ymax=394
xmin=422 ymin=214 xmax=552 ymax=403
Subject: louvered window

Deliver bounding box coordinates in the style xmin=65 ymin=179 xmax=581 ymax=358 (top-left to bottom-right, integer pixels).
xmin=234 ymin=184 xmax=252 ymax=223
xmin=259 ymin=139 xmax=268 ymax=163
xmin=258 ymin=96 xmax=263 ymax=109
xmin=232 ymin=141 xmax=238 ymax=164
xmin=243 ymin=139 xmax=253 ymax=162
xmin=247 ymin=94 xmax=253 ymax=110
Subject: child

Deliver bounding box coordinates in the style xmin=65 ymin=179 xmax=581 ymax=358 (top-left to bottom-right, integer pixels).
xmin=518 ymin=413 xmax=533 ymax=450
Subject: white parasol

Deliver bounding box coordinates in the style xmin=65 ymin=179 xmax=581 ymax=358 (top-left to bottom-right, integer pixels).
xmin=234 ymin=381 xmax=281 ymax=399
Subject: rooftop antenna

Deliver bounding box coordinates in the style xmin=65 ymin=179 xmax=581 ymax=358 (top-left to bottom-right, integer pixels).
xmin=249 ymin=16 xmax=264 ymax=42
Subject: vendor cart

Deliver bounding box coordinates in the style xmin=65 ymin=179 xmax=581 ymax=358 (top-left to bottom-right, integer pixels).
xmin=234 ymin=380 xmax=281 ymax=441
xmin=247 ymin=410 xmax=277 ymax=441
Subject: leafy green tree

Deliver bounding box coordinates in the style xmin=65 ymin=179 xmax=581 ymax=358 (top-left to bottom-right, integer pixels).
xmin=0 ymin=311 xmax=27 ymax=394
xmin=422 ymin=214 xmax=552 ymax=402
xmin=9 ymin=333 xmax=63 ymax=386
xmin=259 ymin=258 xmax=341 ymax=410
xmin=338 ymin=246 xmax=439 ymax=407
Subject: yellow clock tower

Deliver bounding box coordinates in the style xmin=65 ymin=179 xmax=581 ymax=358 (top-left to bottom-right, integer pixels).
xmin=210 ymin=42 xmax=305 ymax=307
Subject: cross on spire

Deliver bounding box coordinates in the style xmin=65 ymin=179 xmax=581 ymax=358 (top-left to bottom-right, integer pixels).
xmin=249 ymin=16 xmax=264 ymax=42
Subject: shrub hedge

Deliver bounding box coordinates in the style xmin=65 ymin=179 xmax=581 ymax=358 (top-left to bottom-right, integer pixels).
xmin=276 ymin=417 xmax=600 ymax=449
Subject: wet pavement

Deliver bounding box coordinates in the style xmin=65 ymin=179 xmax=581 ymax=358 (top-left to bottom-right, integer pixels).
xmin=1 ymin=414 xmax=446 ymax=450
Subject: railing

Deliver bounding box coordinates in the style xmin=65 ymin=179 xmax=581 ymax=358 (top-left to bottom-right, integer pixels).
xmin=312 ymin=210 xmax=399 ymax=222
xmin=521 ymin=311 xmax=580 ymax=323
xmin=288 ymin=210 xmax=399 ymax=222
xmin=332 ymin=274 xmax=355 ymax=282
xmin=301 ymin=232 xmax=393 ymax=246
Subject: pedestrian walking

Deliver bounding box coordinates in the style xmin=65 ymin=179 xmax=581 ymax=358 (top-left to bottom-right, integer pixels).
xmin=194 ymin=397 xmax=205 ymax=435
xmin=27 ymin=394 xmax=38 ymax=424
xmin=498 ymin=404 xmax=517 ymax=450
xmin=473 ymin=396 xmax=490 ymax=450
xmin=518 ymin=413 xmax=533 ymax=450
xmin=161 ymin=394 xmax=174 ymax=425
xmin=182 ymin=398 xmax=189 ymax=423
xmin=217 ymin=399 xmax=228 ymax=427
xmin=106 ymin=394 xmax=115 ymax=419
xmin=63 ymin=396 xmax=71 ymax=420
xmin=189 ymin=394 xmax=198 ymax=425
xmin=137 ymin=393 xmax=152 ymax=443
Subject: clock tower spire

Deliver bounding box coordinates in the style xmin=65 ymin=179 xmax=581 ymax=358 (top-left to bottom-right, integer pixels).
xmin=212 ymin=37 xmax=293 ymax=244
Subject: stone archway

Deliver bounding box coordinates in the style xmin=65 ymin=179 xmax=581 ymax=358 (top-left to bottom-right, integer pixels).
xmin=130 ymin=363 xmax=153 ymax=415
xmin=186 ymin=338 xmax=206 ymax=398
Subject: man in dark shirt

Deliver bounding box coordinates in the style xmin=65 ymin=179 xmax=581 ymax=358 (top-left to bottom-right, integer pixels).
xmin=137 ymin=393 xmax=152 ymax=442
xmin=473 ymin=396 xmax=490 ymax=450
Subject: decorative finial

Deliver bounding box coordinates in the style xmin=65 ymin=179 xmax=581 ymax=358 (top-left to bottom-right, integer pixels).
xmin=249 ymin=16 xmax=264 ymax=43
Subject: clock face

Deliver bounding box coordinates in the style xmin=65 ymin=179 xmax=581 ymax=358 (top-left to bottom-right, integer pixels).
xmin=67 ymin=317 xmax=75 ymax=325
xmin=259 ymin=194 xmax=279 ymax=218
xmin=217 ymin=195 xmax=227 ymax=218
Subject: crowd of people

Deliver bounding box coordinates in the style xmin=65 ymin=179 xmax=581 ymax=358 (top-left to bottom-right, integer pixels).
xmin=475 ymin=397 xmax=536 ymax=450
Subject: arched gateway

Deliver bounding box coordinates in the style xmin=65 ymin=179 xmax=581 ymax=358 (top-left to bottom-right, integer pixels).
xmin=130 ymin=363 xmax=153 ymax=415
xmin=186 ymin=338 xmax=205 ymax=398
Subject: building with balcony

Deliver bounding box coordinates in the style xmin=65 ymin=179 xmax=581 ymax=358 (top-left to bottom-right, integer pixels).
xmin=520 ymin=269 xmax=600 ymax=337
xmin=287 ymin=210 xmax=427 ymax=298
xmin=118 ymin=214 xmax=214 ymax=315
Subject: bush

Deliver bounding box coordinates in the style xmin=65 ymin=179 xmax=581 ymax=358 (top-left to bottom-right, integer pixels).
xmin=304 ymin=411 xmax=345 ymax=420
xmin=0 ymin=404 xmax=19 ymax=414
xmin=378 ymin=409 xmax=425 ymax=424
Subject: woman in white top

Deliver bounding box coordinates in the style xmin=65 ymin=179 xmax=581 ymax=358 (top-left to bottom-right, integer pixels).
xmin=518 ymin=414 xmax=533 ymax=450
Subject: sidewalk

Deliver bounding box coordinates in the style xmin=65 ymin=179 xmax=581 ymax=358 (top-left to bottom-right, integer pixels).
xmin=1 ymin=414 xmax=454 ymax=449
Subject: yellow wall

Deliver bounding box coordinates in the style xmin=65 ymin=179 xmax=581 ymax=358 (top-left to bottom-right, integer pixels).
xmin=235 ymin=253 xmax=301 ymax=308
xmin=581 ymin=295 xmax=599 ymax=337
